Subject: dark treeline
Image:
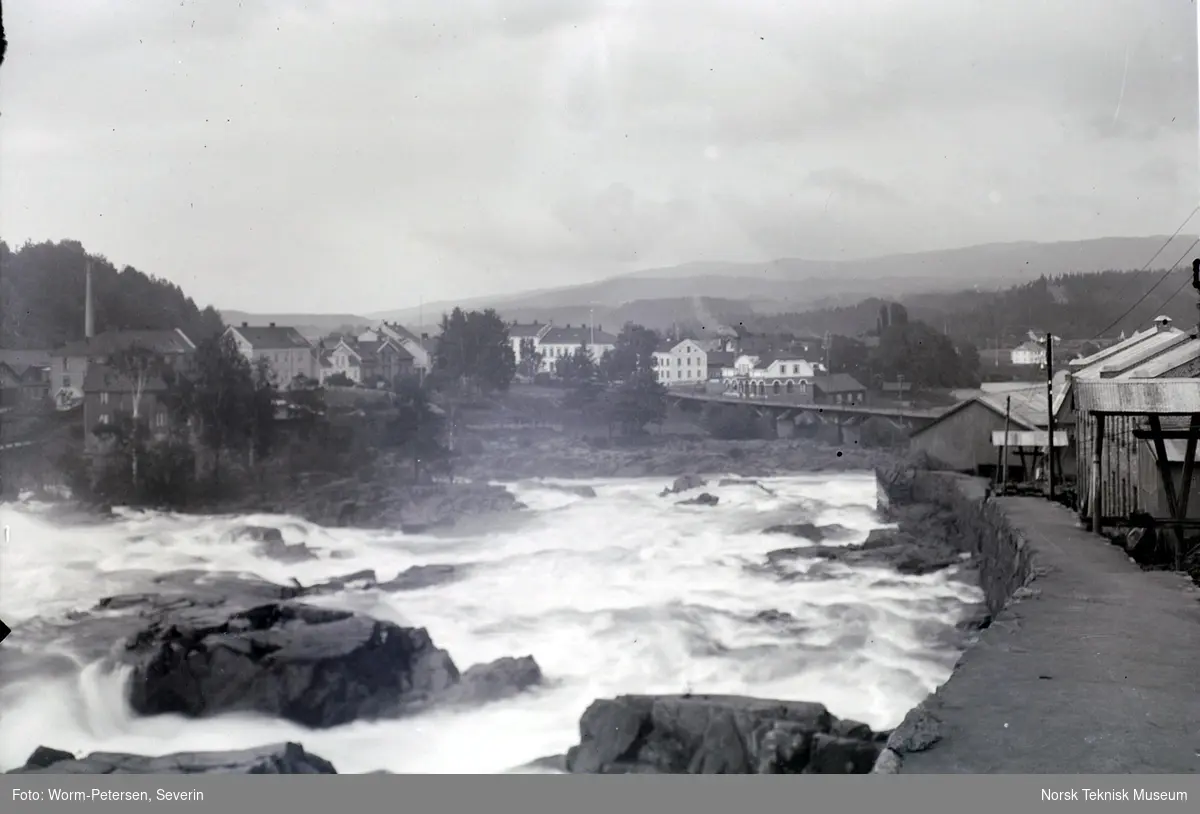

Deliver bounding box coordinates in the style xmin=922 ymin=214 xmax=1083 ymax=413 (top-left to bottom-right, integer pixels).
xmin=749 ymin=267 xmax=1200 ymax=347
xmin=0 ymin=239 xmax=226 ymax=349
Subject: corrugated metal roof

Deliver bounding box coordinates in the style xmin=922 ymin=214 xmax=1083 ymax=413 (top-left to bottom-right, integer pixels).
xmin=1074 ymin=378 xmax=1200 ymax=415
xmin=1072 ymin=329 xmax=1189 ymax=379
xmin=978 ymin=385 xmax=1051 ymax=429
xmin=1116 ymin=336 xmax=1200 ymax=379
xmin=1068 ymin=325 xmax=1161 ymax=369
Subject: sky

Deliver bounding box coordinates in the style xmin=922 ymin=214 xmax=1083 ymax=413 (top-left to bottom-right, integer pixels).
xmin=2 ymin=0 xmax=1197 ymax=314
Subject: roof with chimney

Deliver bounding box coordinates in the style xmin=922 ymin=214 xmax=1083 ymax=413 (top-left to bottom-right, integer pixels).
xmin=508 ymin=321 xmax=552 ymax=339
xmin=540 ymin=325 xmax=618 ymax=346
xmin=53 ymin=329 xmax=196 ymax=358
xmin=228 ymin=324 xmax=313 ymax=350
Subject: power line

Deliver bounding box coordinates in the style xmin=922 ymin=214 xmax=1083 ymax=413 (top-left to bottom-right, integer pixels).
xmin=1088 ymin=233 xmax=1200 ymax=341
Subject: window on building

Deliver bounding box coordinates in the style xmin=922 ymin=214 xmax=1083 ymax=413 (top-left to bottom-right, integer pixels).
xmin=156 ymin=412 xmax=167 ymax=428
xmin=98 ymin=413 xmax=110 ymax=425
xmin=62 ymin=375 xmax=70 ymax=387
xmin=100 ymin=392 xmax=109 ymax=405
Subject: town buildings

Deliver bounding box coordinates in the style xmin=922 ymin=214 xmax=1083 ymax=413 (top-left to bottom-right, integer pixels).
xmin=652 ymin=339 xmax=710 ymax=386
xmin=315 ymin=334 xmax=415 ymax=387
xmin=720 ymin=354 xmax=826 ymax=397
xmin=0 ymin=350 xmax=52 ymax=407
xmin=537 ymin=324 xmax=617 ymax=373
xmin=225 ymin=323 xmax=317 ymax=385
xmin=51 ymin=328 xmax=196 ymax=409
xmin=507 ymin=321 xmax=554 ymax=372
xmin=1009 ymin=339 xmax=1048 ymax=367
xmin=357 ymin=322 xmax=433 ymax=380
xmin=81 ymin=363 xmax=180 ymax=453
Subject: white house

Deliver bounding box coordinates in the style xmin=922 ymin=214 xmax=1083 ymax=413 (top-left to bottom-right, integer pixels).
xmin=653 ymin=338 xmax=709 ymax=386
xmin=1010 ymin=339 xmax=1048 ymax=367
xmin=507 ymin=321 xmax=553 ymax=360
xmin=358 ymin=322 xmax=432 ymax=378
xmin=538 ymin=325 xmax=618 ymax=373
xmin=321 ymin=338 xmax=363 ymax=384
xmin=225 ymin=323 xmax=317 ymax=385
xmin=722 ymin=354 xmax=825 ymax=397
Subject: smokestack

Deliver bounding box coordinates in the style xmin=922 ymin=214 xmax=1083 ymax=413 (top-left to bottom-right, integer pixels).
xmin=84 ymin=259 xmax=95 ymax=339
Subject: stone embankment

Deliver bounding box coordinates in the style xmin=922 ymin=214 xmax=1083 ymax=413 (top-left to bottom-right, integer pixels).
xmin=873 ymin=462 xmax=1200 ymax=774
xmin=7 ymin=743 xmax=337 ymax=774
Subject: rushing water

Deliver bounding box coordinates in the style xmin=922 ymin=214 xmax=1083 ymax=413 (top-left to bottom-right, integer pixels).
xmin=0 ymin=472 xmax=981 ymax=774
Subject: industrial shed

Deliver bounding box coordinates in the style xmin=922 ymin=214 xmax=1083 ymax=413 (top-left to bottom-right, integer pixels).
xmin=909 ymin=386 xmax=1050 ymax=478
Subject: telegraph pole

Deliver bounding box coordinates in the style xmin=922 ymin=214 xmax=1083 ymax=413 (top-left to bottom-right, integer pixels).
xmin=1045 ymin=332 xmax=1056 ymax=501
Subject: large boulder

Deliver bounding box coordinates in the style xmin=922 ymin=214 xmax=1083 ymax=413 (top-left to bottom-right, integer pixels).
xmin=124 ymin=600 xmax=543 ymax=728
xmin=7 ymin=743 xmax=337 ymax=774
xmin=564 ymin=694 xmax=885 ymax=774
xmin=660 ymin=474 xmax=707 ymax=496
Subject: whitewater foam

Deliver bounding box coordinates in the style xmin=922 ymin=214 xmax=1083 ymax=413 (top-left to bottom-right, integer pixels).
xmin=0 ymin=472 xmax=981 ymax=773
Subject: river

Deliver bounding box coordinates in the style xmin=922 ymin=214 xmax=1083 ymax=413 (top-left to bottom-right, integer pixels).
xmin=0 ymin=472 xmax=980 ymax=774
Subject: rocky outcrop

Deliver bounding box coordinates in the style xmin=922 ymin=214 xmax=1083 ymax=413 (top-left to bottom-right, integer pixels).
xmin=762 ymin=522 xmax=851 ymax=542
xmin=216 ymin=475 xmax=525 ymax=532
xmin=7 ymin=742 xmax=337 ymax=774
xmin=564 ymin=695 xmax=887 ymax=774
xmin=869 ymin=464 xmax=1040 ymax=773
xmin=661 ymin=474 xmax=707 ymax=496
xmin=678 ymin=493 xmax=719 ymax=507
xmin=764 ymin=503 xmax=968 ymax=578
xmin=123 ymin=598 xmax=543 ymax=728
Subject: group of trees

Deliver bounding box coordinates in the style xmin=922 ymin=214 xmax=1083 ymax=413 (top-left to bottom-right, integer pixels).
xmin=557 ymin=322 xmax=669 ymax=437
xmin=0 ymin=240 xmax=224 ymax=350
xmin=824 ymin=320 xmax=981 ymax=390
xmin=750 ymin=267 xmax=1200 ymax=354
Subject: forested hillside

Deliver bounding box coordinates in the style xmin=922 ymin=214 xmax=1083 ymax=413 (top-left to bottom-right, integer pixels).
xmin=0 ymin=240 xmax=225 ymax=349
xmin=751 ymin=266 xmax=1200 ymax=347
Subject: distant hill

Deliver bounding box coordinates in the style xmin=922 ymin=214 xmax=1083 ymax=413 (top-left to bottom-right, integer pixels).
xmin=366 ymin=236 xmax=1199 ymax=330
xmin=0 ymin=239 xmax=225 ymax=350
xmin=753 ymin=265 xmax=1200 ymax=349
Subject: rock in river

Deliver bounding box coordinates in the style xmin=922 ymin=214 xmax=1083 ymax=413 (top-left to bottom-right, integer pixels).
xmin=564 ymin=694 xmax=885 ymax=774
xmin=7 ymin=743 xmax=337 ymax=774
xmin=110 ymin=582 xmax=544 ymax=728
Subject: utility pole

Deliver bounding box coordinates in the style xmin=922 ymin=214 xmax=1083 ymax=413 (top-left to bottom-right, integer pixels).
xmin=1045 ymin=332 xmax=1056 ymax=501
xmin=1000 ymin=396 xmax=1013 ymax=493
xmin=1192 ymin=259 xmax=1200 ymax=337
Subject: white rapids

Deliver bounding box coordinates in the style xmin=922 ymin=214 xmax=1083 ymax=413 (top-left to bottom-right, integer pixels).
xmin=0 ymin=472 xmax=981 ymax=774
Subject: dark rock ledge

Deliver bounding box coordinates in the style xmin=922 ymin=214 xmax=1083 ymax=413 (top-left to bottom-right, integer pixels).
xmin=54 ymin=569 xmax=543 ymax=730
xmin=7 ymin=743 xmax=337 ymax=774
xmin=560 ymin=695 xmax=889 ymax=774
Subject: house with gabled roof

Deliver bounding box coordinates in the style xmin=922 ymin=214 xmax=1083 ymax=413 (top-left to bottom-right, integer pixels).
xmin=358 ymin=321 xmax=432 ymax=379
xmin=51 ymin=328 xmax=195 ymax=410
xmin=225 ymin=322 xmax=316 ymax=386
xmin=652 ymin=338 xmax=709 ymax=386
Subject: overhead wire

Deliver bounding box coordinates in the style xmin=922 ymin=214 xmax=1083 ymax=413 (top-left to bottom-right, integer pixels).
xmin=1088 ymin=230 xmax=1200 ymax=341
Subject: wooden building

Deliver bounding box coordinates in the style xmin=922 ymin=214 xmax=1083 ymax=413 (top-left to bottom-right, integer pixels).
xmin=908 ymin=386 xmax=1052 ymax=478
xmin=1072 ymin=379 xmax=1200 ymax=567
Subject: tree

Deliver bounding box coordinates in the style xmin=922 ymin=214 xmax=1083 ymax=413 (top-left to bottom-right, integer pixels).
xmin=556 ymin=343 xmax=597 ymax=384
xmin=433 ymin=307 xmax=517 ymax=395
xmin=827 ymin=335 xmax=871 ymax=381
xmin=107 ymin=343 xmax=172 ymax=484
xmin=518 ymin=337 xmax=543 ymax=379
xmin=603 ymin=369 xmax=668 ymax=436
xmin=869 ymin=321 xmax=973 ymax=388
xmin=602 ymin=322 xmax=661 ymax=381
xmin=178 ymin=332 xmax=258 ymax=484
xmin=0 ymin=239 xmax=224 ymax=350
xmin=386 ymin=377 xmax=448 ymax=482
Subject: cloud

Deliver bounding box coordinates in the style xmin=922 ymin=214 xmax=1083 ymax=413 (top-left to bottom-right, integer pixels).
xmin=0 ymin=0 xmax=1195 ymax=313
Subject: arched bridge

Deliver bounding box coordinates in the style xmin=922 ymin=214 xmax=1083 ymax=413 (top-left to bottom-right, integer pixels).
xmin=665 ymin=390 xmax=946 ymax=444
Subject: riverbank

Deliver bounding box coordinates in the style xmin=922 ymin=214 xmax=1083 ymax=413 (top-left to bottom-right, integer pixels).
xmin=874 ymin=466 xmax=1200 ymax=773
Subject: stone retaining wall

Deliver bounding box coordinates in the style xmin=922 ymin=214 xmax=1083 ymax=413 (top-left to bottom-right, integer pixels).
xmin=870 ymin=465 xmax=1040 ymax=772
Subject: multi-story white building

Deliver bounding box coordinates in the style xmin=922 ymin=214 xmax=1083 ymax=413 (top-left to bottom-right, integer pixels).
xmin=652 ymin=338 xmax=709 ymax=386
xmin=538 ymin=325 xmax=617 ymax=373
xmin=225 ymin=323 xmax=317 ymax=385
xmin=722 ymin=354 xmax=825 ymax=397
xmin=1010 ymin=340 xmax=1048 ymax=367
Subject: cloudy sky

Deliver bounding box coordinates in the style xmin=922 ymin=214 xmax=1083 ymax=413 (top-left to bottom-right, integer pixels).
xmin=2 ymin=0 xmax=1196 ymax=313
